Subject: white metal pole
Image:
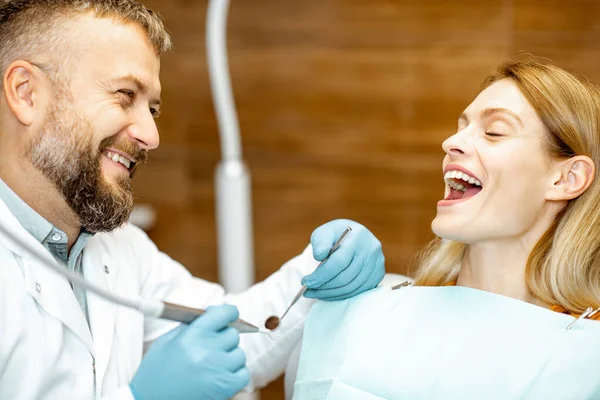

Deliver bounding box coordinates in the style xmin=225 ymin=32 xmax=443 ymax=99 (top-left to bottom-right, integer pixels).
xmin=206 ymin=2 xmax=258 ymax=398
xmin=207 ymin=0 xmax=255 ymax=293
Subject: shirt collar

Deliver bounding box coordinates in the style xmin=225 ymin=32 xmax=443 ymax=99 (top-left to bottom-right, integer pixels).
xmin=0 ymin=178 xmax=93 ymax=246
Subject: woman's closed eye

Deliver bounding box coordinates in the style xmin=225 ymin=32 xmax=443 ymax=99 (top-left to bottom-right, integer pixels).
xmin=484 ymin=120 xmax=514 ymax=138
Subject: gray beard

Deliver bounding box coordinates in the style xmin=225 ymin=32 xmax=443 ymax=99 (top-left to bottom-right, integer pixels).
xmin=25 ymin=95 xmax=141 ymax=233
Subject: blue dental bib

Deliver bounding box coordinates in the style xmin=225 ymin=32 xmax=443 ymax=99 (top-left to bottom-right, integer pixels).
xmin=293 ymin=286 xmax=600 ymax=400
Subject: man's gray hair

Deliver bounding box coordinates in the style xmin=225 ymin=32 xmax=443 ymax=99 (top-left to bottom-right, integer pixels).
xmin=0 ymin=0 xmax=172 ymax=85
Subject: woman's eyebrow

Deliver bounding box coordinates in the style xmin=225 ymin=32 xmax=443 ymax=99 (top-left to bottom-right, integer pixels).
xmin=459 ymin=108 xmax=523 ymax=128
xmin=480 ymin=107 xmax=523 ymax=127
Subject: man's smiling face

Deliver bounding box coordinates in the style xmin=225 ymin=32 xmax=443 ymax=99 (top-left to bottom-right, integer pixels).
xmin=26 ymin=14 xmax=161 ymax=232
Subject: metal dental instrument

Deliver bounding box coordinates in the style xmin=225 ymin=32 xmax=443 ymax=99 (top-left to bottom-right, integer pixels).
xmin=566 ymin=307 xmax=594 ymax=331
xmin=588 ymin=308 xmax=600 ymax=319
xmin=264 ymin=226 xmax=352 ymax=332
xmin=391 ymin=280 xmax=412 ymax=290
xmin=0 ymin=224 xmax=265 ymax=334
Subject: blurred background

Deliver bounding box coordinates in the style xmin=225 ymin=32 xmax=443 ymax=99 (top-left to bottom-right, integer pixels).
xmin=132 ymin=0 xmax=600 ymax=398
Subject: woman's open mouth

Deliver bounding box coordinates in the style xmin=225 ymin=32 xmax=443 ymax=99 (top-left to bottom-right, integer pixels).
xmin=443 ymin=170 xmax=483 ymax=202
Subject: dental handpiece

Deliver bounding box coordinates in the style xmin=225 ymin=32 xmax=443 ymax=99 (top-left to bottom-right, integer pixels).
xmin=160 ymin=302 xmax=265 ymax=333
xmin=0 ymin=224 xmax=264 ymax=334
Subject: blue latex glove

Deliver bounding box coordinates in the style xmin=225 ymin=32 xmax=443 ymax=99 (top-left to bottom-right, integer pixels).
xmin=130 ymin=305 xmax=250 ymax=400
xmin=301 ymin=219 xmax=386 ymax=301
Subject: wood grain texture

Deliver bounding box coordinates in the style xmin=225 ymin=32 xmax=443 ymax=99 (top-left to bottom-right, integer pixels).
xmin=132 ymin=1 xmax=598 ymax=398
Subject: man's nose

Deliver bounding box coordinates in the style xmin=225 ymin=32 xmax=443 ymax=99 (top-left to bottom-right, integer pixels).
xmin=126 ymin=110 xmax=160 ymax=150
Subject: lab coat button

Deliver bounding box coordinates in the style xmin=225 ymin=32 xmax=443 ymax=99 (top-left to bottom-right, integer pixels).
xmin=104 ymin=265 xmax=110 ymax=274
xmin=36 ymin=283 xmax=41 ymax=293
xmin=51 ymin=233 xmax=62 ymax=241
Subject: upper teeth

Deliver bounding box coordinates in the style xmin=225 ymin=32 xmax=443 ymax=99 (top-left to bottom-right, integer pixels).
xmin=105 ymin=151 xmax=132 ymax=169
xmin=444 ymin=170 xmax=482 ymax=192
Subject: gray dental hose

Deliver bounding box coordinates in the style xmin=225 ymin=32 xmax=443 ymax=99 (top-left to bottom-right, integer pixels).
xmin=0 ymin=223 xmax=263 ymax=333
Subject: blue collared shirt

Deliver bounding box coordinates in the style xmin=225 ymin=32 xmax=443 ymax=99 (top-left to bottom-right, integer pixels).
xmin=0 ymin=179 xmax=93 ymax=324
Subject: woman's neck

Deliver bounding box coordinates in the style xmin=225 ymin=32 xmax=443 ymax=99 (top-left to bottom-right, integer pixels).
xmin=456 ymin=240 xmax=549 ymax=308
xmin=454 ymin=202 xmax=564 ymax=308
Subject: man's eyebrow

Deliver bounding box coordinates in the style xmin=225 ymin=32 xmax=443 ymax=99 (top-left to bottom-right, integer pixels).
xmin=459 ymin=108 xmax=523 ymax=127
xmin=112 ymin=75 xmax=162 ymax=106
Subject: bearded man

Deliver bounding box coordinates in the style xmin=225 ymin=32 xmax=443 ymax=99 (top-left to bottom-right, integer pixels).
xmin=0 ymin=1 xmax=386 ymax=399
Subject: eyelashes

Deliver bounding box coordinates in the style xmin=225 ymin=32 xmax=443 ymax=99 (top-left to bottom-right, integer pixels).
xmin=485 ymin=132 xmax=504 ymax=137
xmin=117 ymin=90 xmax=160 ymax=118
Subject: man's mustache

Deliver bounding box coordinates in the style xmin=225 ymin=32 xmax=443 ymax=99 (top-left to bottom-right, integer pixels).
xmin=99 ymin=136 xmax=148 ymax=175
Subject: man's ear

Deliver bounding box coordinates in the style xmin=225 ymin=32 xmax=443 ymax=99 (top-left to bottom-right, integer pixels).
xmin=546 ymin=156 xmax=595 ymax=201
xmin=3 ymin=61 xmax=46 ymax=126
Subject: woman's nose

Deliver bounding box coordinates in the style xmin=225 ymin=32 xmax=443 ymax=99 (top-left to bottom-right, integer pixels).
xmin=442 ymin=130 xmax=469 ymax=156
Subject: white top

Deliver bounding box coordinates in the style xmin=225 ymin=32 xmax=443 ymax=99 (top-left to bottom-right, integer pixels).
xmin=0 ymin=197 xmax=318 ymax=399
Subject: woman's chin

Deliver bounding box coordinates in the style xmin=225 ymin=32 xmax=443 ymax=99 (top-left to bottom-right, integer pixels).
xmin=431 ymin=217 xmax=448 ymax=236
xmin=431 ymin=218 xmax=470 ymax=242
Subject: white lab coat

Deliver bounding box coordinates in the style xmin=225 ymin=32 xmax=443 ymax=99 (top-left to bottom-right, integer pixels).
xmin=0 ymin=198 xmax=319 ymax=400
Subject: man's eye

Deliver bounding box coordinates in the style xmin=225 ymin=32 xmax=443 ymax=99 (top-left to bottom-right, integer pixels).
xmin=118 ymin=89 xmax=135 ymax=99
xmin=485 ymin=132 xmax=503 ymax=137
xmin=150 ymin=107 xmax=161 ymax=118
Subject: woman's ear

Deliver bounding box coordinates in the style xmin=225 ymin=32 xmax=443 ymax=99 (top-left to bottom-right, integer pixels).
xmin=546 ymin=156 xmax=595 ymax=201
xmin=3 ymin=61 xmax=46 ymax=126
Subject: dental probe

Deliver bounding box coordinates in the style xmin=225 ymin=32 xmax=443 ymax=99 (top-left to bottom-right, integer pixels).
xmin=264 ymin=226 xmax=352 ymax=332
xmin=0 ymin=224 xmax=266 ymax=334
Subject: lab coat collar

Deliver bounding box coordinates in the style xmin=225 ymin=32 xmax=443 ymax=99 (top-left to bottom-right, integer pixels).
xmin=0 ymin=198 xmax=95 ymax=355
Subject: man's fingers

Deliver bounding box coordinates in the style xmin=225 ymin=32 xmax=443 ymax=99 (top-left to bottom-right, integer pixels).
xmin=217 ymin=348 xmax=247 ymax=372
xmin=310 ymin=254 xmax=362 ymax=290
xmin=188 ymin=304 xmax=239 ymax=332
xmin=310 ymin=227 xmax=337 ymax=261
xmin=301 ymin=245 xmax=355 ymax=288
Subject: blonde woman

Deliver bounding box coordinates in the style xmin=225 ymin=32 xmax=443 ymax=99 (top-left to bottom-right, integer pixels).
xmin=291 ymin=60 xmax=600 ymax=400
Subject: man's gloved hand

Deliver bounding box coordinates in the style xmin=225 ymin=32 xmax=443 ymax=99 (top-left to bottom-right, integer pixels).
xmin=301 ymin=219 xmax=386 ymax=301
xmin=130 ymin=305 xmax=250 ymax=400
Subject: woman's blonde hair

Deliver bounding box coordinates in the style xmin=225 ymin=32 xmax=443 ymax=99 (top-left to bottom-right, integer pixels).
xmin=413 ymin=59 xmax=600 ymax=313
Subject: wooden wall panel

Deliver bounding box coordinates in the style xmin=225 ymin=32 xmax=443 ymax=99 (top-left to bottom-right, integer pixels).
xmin=132 ymin=1 xmax=600 ymax=398
xmin=514 ymin=0 xmax=600 ymax=80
